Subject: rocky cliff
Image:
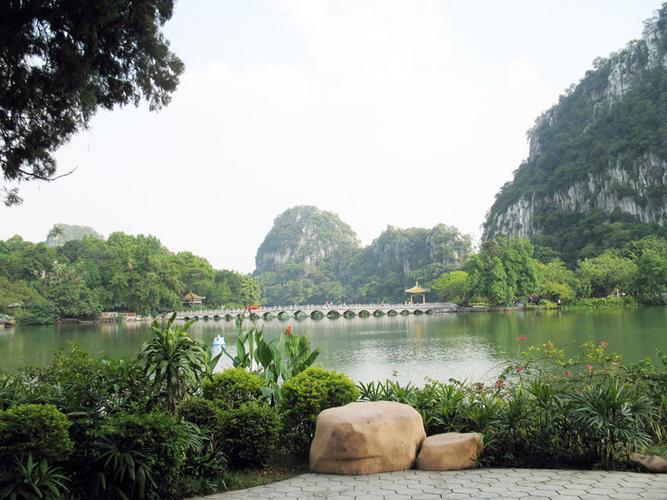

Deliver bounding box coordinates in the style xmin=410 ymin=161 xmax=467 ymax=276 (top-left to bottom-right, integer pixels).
xmin=484 ymin=4 xmax=667 ymax=261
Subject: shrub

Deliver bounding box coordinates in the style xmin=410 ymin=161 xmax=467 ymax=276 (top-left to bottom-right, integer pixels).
xmin=279 ymin=367 xmax=359 ymax=455
xmin=202 ymin=368 xmax=264 ymax=408
xmin=0 ymin=404 xmax=73 ymax=463
xmin=176 ymin=398 xmax=227 ymax=477
xmin=0 ymin=455 xmax=70 ymax=499
xmin=220 ymin=401 xmax=280 ymax=468
xmin=90 ymin=412 xmax=193 ymax=499
xmin=36 ymin=346 xmax=151 ymax=414
xmin=177 ymin=397 xmax=221 ymax=431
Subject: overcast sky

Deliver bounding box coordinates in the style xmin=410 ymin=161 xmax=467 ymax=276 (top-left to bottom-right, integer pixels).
xmin=1 ymin=0 xmax=663 ymax=273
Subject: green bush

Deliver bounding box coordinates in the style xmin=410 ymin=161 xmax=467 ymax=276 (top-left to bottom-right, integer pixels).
xmin=176 ymin=398 xmax=228 ymax=479
xmin=36 ymin=346 xmax=152 ymax=414
xmin=563 ymin=296 xmax=638 ymax=310
xmin=279 ymin=367 xmax=359 ymax=455
xmin=0 ymin=455 xmax=70 ymax=499
xmin=202 ymin=368 xmax=264 ymax=408
xmin=0 ymin=404 xmax=73 ymax=463
xmin=90 ymin=412 xmax=193 ymax=499
xmin=220 ymin=401 xmax=280 ymax=468
xmin=177 ymin=397 xmax=221 ymax=431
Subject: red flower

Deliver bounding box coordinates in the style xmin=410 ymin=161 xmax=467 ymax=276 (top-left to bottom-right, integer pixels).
xmin=516 ymin=366 xmax=525 ymax=373
xmin=516 ymin=335 xmax=528 ymax=343
xmin=586 ymin=364 xmax=594 ymax=372
xmin=565 ymin=370 xmax=573 ymax=378
xmin=285 ymin=325 xmax=292 ymax=337
xmin=599 ymin=341 xmax=608 ymax=349
xmin=495 ymin=379 xmax=506 ymax=388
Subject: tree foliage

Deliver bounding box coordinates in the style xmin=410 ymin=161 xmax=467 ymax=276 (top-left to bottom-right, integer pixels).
xmin=0 ymin=0 xmax=183 ymax=204
xmin=0 ymin=230 xmax=260 ymax=322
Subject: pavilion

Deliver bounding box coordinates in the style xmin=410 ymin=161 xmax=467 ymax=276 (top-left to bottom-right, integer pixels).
xmin=181 ymin=291 xmax=206 ymax=307
xmin=405 ymin=281 xmax=429 ymax=304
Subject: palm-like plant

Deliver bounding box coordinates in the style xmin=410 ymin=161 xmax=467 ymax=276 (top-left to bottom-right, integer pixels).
xmin=141 ymin=313 xmax=218 ymax=411
xmin=92 ymin=435 xmax=155 ymax=500
xmin=0 ymin=455 xmax=70 ymax=500
xmin=568 ymin=381 xmax=656 ymax=464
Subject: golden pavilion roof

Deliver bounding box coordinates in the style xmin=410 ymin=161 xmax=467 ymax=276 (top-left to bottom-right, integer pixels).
xmin=182 ymin=291 xmax=205 ymax=302
xmin=405 ymin=281 xmax=429 ymax=294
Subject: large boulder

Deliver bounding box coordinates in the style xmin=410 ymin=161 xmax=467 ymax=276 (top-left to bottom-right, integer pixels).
xmin=309 ymin=401 xmax=426 ymax=474
xmin=417 ymin=432 xmax=483 ymax=471
xmin=630 ymin=453 xmax=667 ymax=473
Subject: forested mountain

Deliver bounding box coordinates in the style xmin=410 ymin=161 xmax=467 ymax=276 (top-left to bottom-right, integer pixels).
xmin=255 ymin=206 xmax=360 ymax=273
xmin=483 ymin=4 xmax=667 ymax=264
xmin=45 ymin=223 xmax=103 ymax=247
xmin=0 ymin=227 xmax=259 ymax=323
xmin=254 ymin=206 xmax=472 ymax=305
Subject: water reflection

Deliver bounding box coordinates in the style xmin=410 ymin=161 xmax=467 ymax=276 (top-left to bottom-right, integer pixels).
xmin=1 ymin=308 xmax=666 ymax=384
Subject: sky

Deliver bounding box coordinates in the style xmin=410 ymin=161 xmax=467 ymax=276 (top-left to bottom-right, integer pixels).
xmin=1 ymin=0 xmax=664 ymax=273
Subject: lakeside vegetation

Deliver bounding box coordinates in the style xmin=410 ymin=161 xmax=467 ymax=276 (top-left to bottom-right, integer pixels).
xmin=0 ymin=230 xmax=260 ymax=325
xmin=432 ymin=235 xmax=667 ymax=308
xmin=1 ymin=229 xmax=665 ymax=326
xmin=0 ymin=318 xmax=665 ymax=498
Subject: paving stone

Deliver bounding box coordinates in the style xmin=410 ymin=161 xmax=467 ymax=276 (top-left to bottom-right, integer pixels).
xmin=194 ymin=469 xmax=667 ymax=499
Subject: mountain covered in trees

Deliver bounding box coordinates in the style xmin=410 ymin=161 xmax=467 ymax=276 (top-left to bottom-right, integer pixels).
xmin=45 ymin=223 xmax=102 ymax=247
xmin=0 ymin=227 xmax=259 ymax=324
xmin=483 ymin=4 xmax=667 ymax=264
xmin=255 ymin=206 xmax=360 ymax=273
xmin=254 ymin=206 xmax=472 ymax=305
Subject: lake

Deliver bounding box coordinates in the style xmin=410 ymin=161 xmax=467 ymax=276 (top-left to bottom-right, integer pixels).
xmin=1 ymin=308 xmax=665 ymax=384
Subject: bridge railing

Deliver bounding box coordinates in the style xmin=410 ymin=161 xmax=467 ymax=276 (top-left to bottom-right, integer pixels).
xmin=169 ymin=302 xmax=455 ymax=317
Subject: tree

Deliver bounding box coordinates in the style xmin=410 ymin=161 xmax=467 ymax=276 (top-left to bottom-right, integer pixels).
xmin=535 ymin=260 xmax=578 ymax=303
xmin=1 ymin=0 xmax=183 ymax=204
xmin=467 ymin=237 xmax=538 ymax=306
xmin=431 ymin=271 xmax=469 ymax=304
xmin=45 ymin=263 xmax=102 ymax=319
xmin=626 ymin=237 xmax=667 ymax=303
xmin=576 ymin=250 xmax=638 ymax=298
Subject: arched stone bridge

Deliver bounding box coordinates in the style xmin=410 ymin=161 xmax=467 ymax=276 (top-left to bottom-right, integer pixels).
xmin=173 ymin=302 xmax=458 ymax=322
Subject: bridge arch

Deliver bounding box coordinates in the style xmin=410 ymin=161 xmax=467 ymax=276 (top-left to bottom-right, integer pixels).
xmin=400 ymin=310 xmax=411 ymax=316
xmin=414 ymin=309 xmax=423 ymax=316
xmin=310 ymin=310 xmax=324 ymax=320
xmin=263 ymin=312 xmax=274 ymax=320
xmin=343 ymin=310 xmax=356 ymax=318
xmin=213 ymin=314 xmax=221 ymax=320
xmin=358 ymin=309 xmax=371 ymax=318
xmin=387 ymin=309 xmax=397 ymax=317
xmin=327 ymin=310 xmax=341 ymax=319
xmin=277 ymin=311 xmax=291 ymax=320
xmin=202 ymin=315 xmax=210 ymax=320
xmin=373 ymin=310 xmax=384 ymax=317
xmin=293 ymin=310 xmax=307 ymax=320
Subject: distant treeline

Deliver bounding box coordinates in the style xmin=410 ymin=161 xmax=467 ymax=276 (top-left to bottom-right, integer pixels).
xmin=0 ymin=232 xmax=260 ymax=324
xmin=432 ymin=236 xmax=667 ymax=307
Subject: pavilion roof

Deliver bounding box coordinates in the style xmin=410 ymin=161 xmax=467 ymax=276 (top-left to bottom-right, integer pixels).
xmin=182 ymin=291 xmax=205 ymax=302
xmin=405 ymin=281 xmax=429 ymax=294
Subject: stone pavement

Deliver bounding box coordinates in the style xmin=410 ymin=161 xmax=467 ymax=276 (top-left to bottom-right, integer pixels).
xmin=195 ymin=468 xmax=667 ymax=499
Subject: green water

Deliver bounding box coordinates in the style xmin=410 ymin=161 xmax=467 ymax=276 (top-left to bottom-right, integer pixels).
xmin=1 ymin=308 xmax=665 ymax=383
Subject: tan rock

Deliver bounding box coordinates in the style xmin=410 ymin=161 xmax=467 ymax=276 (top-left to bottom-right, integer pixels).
xmin=630 ymin=453 xmax=667 ymax=473
xmin=309 ymin=401 xmax=426 ymax=475
xmin=416 ymin=432 xmax=483 ymax=471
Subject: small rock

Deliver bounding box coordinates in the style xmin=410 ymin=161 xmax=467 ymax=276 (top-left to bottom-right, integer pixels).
xmin=309 ymin=401 xmax=426 ymax=475
xmin=630 ymin=453 xmax=667 ymax=473
xmin=417 ymin=432 xmax=483 ymax=471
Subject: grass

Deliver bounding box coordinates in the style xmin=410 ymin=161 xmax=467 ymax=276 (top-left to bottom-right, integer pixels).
xmin=223 ymin=451 xmax=308 ymax=492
